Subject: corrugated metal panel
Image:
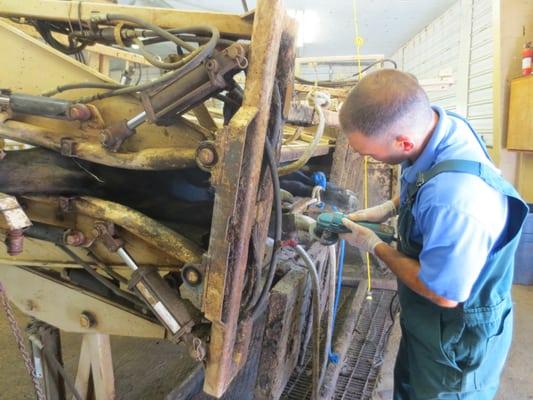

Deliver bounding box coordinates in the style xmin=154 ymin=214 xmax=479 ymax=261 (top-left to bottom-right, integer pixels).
xmin=391 ymin=0 xmax=493 ymax=147
xmin=391 ymin=1 xmax=461 ymax=106
xmin=467 ymin=0 xmax=493 ymax=147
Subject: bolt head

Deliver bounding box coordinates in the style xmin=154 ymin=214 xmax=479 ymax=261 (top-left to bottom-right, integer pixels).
xmin=80 ymin=311 xmax=96 ymax=328
xmin=198 ymin=147 xmax=215 ymax=166
xmin=64 ymin=230 xmax=86 ymax=246
xmin=185 ymin=269 xmax=200 ymax=285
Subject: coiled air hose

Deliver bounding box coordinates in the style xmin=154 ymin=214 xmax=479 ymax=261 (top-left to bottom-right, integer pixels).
xmin=278 ymin=91 xmax=330 ymax=176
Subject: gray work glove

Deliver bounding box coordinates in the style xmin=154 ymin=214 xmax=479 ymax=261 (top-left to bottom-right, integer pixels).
xmin=348 ymin=200 xmax=396 ymax=223
xmin=340 ymin=218 xmax=383 ymax=255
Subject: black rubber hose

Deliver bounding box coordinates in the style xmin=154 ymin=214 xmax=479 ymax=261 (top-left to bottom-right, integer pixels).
xmin=43 ymin=21 xmax=219 ymax=100
xmin=351 ymin=58 xmax=398 ymax=75
xmin=57 ymin=245 xmax=145 ymax=308
xmin=243 ymin=136 xmax=282 ymax=320
xmin=74 ymin=28 xmax=219 ymax=102
xmin=33 ymin=20 xmax=87 ymax=55
xmin=241 ymin=84 xmax=282 ymax=316
xmin=42 ymin=82 xmax=125 ymax=97
xmin=295 ymin=58 xmax=398 ymax=87
xmin=141 ymin=33 xmax=234 ymax=48
xmin=104 ymin=14 xmax=195 ymax=52
xmin=132 ymin=25 xmax=220 ymax=70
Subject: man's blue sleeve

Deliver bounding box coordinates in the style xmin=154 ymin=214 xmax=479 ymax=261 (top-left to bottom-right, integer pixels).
xmin=416 ymin=204 xmax=493 ymax=302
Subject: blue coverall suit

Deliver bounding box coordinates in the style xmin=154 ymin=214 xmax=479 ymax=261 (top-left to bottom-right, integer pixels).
xmin=393 ymin=106 xmax=528 ymax=399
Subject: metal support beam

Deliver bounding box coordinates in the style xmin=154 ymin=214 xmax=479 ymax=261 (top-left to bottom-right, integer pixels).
xmin=0 ymin=266 xmax=165 ymax=338
xmin=0 ymin=0 xmax=253 ymax=38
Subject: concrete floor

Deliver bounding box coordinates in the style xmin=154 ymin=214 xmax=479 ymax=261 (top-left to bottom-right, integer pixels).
xmin=374 ymin=285 xmax=533 ymax=400
xmin=1 ymin=285 xmax=532 ymax=399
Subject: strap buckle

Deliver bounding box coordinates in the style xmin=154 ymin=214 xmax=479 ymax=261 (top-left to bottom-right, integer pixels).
xmin=415 ymin=172 xmax=425 ymax=188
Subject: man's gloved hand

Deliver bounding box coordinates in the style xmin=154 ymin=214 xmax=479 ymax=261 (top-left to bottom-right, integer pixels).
xmin=340 ymin=218 xmax=383 ymax=255
xmin=347 ymin=200 xmax=396 ymax=223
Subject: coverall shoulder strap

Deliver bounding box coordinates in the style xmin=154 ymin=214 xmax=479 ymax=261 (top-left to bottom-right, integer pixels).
xmin=406 ymin=159 xmax=515 ymax=201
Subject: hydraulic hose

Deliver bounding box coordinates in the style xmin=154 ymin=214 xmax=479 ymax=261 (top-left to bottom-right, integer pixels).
xmin=278 ymin=92 xmax=329 ymax=176
xmin=132 ymin=25 xmax=220 ymax=70
xmin=242 ymin=84 xmax=282 ymax=318
xmin=294 ymin=244 xmax=322 ymax=400
xmin=57 ymin=245 xmax=145 ymax=308
xmin=103 ymin=14 xmax=196 ymax=52
xmin=141 ymin=33 xmax=234 ymax=48
xmin=42 ymin=82 xmax=125 ymax=97
xmin=243 ymin=136 xmax=282 ymax=319
xmin=43 ymin=18 xmax=219 ymax=102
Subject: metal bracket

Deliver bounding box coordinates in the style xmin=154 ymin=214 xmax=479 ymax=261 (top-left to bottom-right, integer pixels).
xmin=0 ymin=193 xmax=31 ymax=230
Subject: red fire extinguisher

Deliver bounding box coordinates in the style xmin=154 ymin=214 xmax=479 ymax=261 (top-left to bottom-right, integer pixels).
xmin=522 ymin=42 xmax=533 ymax=76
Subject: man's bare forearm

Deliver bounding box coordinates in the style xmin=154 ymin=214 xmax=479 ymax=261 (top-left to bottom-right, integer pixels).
xmin=374 ymin=243 xmax=458 ymax=308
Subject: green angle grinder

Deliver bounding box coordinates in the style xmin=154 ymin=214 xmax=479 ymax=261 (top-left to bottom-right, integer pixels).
xmin=310 ymin=212 xmax=396 ymax=246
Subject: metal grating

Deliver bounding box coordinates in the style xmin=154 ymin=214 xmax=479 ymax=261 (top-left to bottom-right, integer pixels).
xmin=281 ymin=289 xmax=398 ymax=400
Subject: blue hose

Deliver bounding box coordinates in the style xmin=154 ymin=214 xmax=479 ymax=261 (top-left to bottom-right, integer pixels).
xmin=312 ymin=171 xmax=327 ymax=190
xmin=310 ymin=172 xmax=342 ymax=363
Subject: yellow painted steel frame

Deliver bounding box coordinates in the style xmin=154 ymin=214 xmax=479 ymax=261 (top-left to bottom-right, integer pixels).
xmin=0 ymin=266 xmax=166 ymax=338
xmin=0 ymin=1 xmax=295 ymax=397
xmin=0 ymin=0 xmax=253 ymax=38
xmin=0 ymin=19 xmax=205 ymax=170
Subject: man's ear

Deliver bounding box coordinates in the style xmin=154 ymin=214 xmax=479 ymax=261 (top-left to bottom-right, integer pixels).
xmin=396 ymin=135 xmax=414 ymax=152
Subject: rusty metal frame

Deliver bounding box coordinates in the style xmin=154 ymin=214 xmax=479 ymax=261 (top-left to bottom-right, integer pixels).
xmin=0 ymin=0 xmax=297 ymax=396
xmin=200 ymin=1 xmax=293 ymax=395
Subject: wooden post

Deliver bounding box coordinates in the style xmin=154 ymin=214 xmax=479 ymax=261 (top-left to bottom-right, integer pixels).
xmin=73 ymin=334 xmax=115 ymax=400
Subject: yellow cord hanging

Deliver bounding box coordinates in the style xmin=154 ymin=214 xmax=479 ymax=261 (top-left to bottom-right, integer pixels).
xmin=352 ymin=0 xmax=372 ymax=299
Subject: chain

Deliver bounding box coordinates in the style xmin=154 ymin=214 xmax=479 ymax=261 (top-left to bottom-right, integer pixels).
xmin=0 ymin=281 xmax=46 ymax=400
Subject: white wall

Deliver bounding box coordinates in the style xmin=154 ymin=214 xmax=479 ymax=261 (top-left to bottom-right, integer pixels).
xmin=390 ymin=0 xmax=494 ymax=147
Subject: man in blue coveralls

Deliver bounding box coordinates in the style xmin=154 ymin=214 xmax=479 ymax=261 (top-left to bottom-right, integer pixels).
xmin=337 ymin=69 xmax=528 ymax=399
